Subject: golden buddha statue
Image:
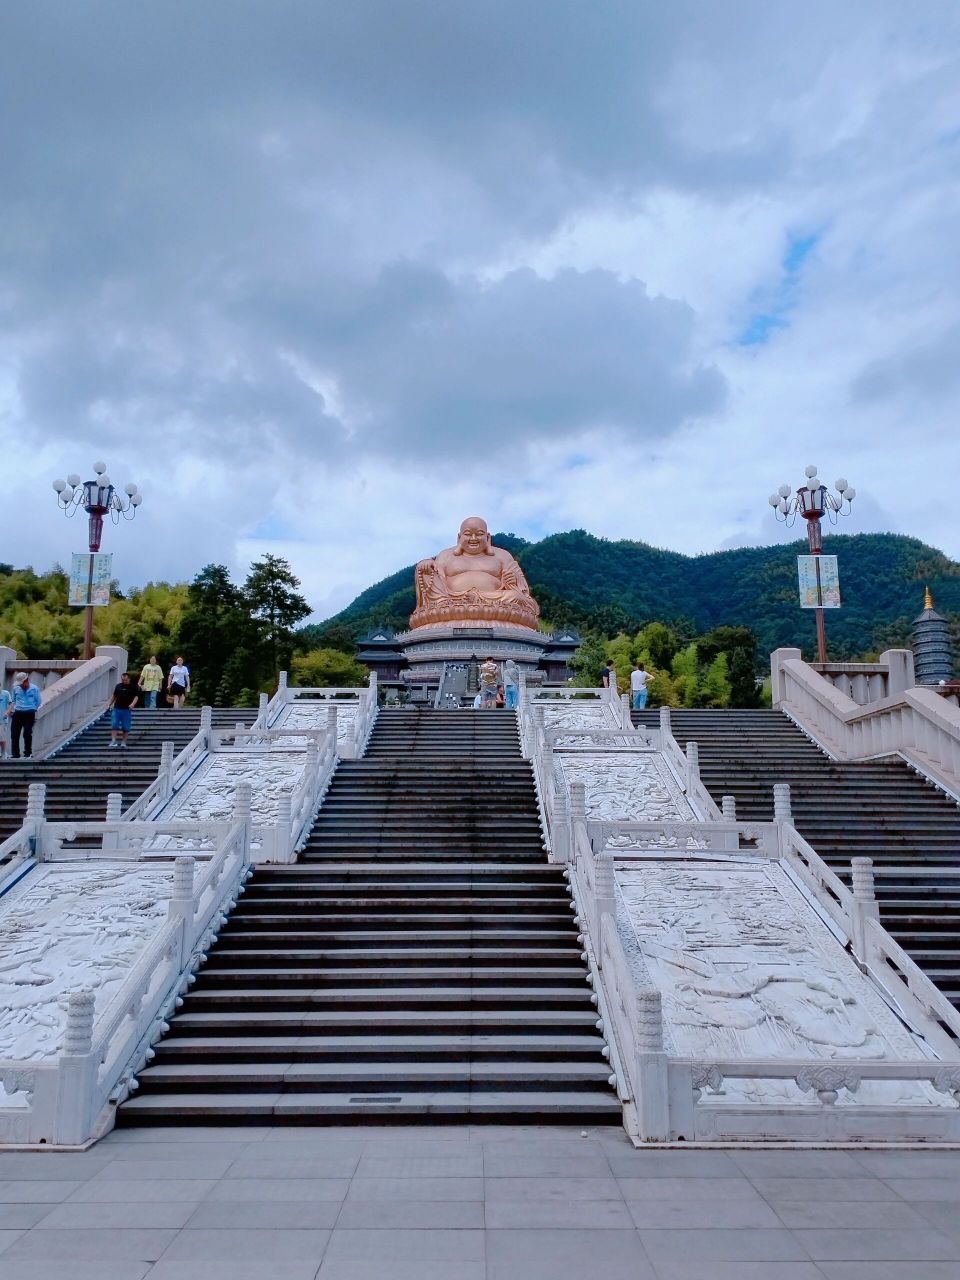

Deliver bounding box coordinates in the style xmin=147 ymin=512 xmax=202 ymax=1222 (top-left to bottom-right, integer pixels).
xmin=411 ymin=516 xmax=541 ymax=630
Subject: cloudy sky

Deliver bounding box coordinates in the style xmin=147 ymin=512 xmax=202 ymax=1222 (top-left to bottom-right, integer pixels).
xmin=3 ymin=2 xmax=959 ymax=618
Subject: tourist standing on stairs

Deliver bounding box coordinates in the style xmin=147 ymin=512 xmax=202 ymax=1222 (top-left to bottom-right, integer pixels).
xmin=9 ymin=672 xmax=42 ymax=759
xmin=503 ymin=658 xmax=520 ymax=710
xmin=107 ymin=672 xmax=139 ymax=749
xmin=0 ymin=684 xmax=11 ymax=758
xmin=167 ymin=655 xmax=191 ymax=708
xmin=138 ymin=655 xmax=164 ymax=709
xmin=631 ymin=661 xmax=652 ymax=710
xmin=478 ymin=656 xmax=499 ymax=709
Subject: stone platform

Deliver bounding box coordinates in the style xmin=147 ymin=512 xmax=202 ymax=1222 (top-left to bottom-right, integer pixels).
xmin=1 ymin=1125 xmax=960 ymax=1278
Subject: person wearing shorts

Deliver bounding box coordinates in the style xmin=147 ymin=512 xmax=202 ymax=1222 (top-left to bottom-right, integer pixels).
xmin=167 ymin=656 xmax=191 ymax=708
xmin=107 ymin=673 xmax=139 ymax=749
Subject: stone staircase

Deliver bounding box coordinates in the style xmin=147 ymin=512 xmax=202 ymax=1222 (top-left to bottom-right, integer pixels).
xmin=0 ymin=708 xmax=247 ymax=843
xmin=635 ymin=707 xmax=960 ymax=1007
xmin=120 ymin=709 xmax=620 ymax=1126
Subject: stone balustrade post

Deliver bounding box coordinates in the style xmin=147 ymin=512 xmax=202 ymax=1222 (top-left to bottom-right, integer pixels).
xmin=327 ymin=704 xmax=338 ymax=752
xmin=773 ymin=782 xmax=792 ymax=822
xmin=721 ymin=794 xmax=737 ymax=821
xmin=659 ymin=706 xmax=671 ymax=735
xmin=56 ymin=990 xmax=97 ymax=1145
xmin=278 ymin=671 xmax=288 ymax=695
xmin=103 ymin=792 xmax=122 ymax=852
xmin=634 ymin=987 xmax=670 ymax=1141
xmin=595 ymin=849 xmax=616 ymax=925
xmin=258 ymin=692 xmax=269 ymax=726
xmin=617 ymin=692 xmax=628 ymax=730
xmin=24 ymin=782 xmax=46 ymax=861
xmin=850 ymin=855 xmax=881 ymax=965
xmin=199 ymin=705 xmax=212 ymax=749
xmin=170 ymin=855 xmax=196 ymax=964
xmin=233 ymin=782 xmax=253 ymax=864
xmin=276 ymin=790 xmax=294 ymax=861
xmin=159 ymin=740 xmax=174 ymax=799
xmin=685 ymin=740 xmax=700 ymax=794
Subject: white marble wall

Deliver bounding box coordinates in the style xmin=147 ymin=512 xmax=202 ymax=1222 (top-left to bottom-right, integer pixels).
xmin=275 ymin=701 xmax=358 ymax=745
xmin=560 ymin=752 xmax=694 ymax=824
xmin=0 ymin=865 xmax=174 ymax=1061
xmin=616 ymin=858 xmax=947 ymax=1107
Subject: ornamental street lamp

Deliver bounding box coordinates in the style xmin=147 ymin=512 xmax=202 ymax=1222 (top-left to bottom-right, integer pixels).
xmin=52 ymin=460 xmax=143 ymax=659
xmin=768 ymin=464 xmax=855 ymax=664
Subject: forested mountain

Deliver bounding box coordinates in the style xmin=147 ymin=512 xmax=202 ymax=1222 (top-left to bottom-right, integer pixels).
xmin=322 ymin=531 xmax=960 ymax=662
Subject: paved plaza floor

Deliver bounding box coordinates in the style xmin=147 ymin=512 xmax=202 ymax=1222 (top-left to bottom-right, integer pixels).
xmin=0 ymin=1125 xmax=959 ymax=1278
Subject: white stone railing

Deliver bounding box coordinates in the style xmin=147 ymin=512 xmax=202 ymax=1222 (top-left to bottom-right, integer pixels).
xmin=570 ymin=810 xmax=960 ymax=1141
xmin=0 ymin=647 xmax=86 ymax=692
xmin=0 ymin=789 xmax=253 ymax=1146
xmin=250 ymin=734 xmax=338 ymax=862
xmin=264 ymin=672 xmax=378 ymax=759
xmin=21 ymin=646 xmax=129 ymax=759
xmin=121 ymin=706 xmax=217 ymax=824
xmin=772 ymin=647 xmax=960 ymax=797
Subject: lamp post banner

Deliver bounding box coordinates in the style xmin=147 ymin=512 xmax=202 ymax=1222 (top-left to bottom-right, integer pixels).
xmin=797 ymin=554 xmax=840 ymax=609
xmin=68 ymin=552 xmax=113 ymax=607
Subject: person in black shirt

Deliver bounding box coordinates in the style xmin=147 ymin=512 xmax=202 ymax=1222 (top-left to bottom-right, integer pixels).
xmin=106 ymin=673 xmax=139 ymax=750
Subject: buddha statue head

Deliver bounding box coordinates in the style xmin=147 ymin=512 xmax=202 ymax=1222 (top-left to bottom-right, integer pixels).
xmin=454 ymin=517 xmax=492 ymax=556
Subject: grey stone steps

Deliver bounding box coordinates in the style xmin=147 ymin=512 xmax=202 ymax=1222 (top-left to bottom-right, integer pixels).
xmin=120 ymin=1088 xmax=623 ymax=1122
xmin=171 ymin=1008 xmax=602 ymax=1032
xmin=136 ymin=1059 xmax=612 ymax=1086
xmin=196 ymin=966 xmax=591 ymax=987
xmin=219 ymin=928 xmax=578 ymax=944
xmin=183 ymin=985 xmax=596 ymax=1009
xmin=153 ymin=1034 xmax=606 ymax=1060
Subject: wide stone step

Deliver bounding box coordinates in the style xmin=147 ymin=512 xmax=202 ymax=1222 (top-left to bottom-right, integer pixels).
xmin=135 ymin=1059 xmax=613 ymax=1090
xmin=195 ymin=965 xmax=591 ymax=987
xmin=172 ymin=1008 xmax=602 ymax=1033
xmin=184 ymin=985 xmax=596 ymax=1009
xmin=153 ymin=1033 xmax=606 ymax=1061
xmin=118 ymin=1087 xmax=623 ymax=1123
xmin=219 ymin=928 xmax=578 ymax=945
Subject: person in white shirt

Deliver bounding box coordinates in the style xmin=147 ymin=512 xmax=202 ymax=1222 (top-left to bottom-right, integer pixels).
xmin=630 ymin=661 xmax=652 ymax=710
xmin=167 ymin=656 xmax=191 ymax=709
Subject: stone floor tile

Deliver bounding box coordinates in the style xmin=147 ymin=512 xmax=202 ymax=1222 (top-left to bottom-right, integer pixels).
xmin=625 ymin=1196 xmax=781 ymax=1229
xmin=102 ymin=1125 xmax=271 ymax=1143
xmin=335 ymin=1199 xmax=483 ymax=1229
xmin=485 ymin=1227 xmax=655 ymax=1280
xmin=353 ymin=1152 xmax=483 ymax=1179
xmin=753 ymin=1176 xmax=902 ymax=1202
xmin=772 ymin=1199 xmax=929 ymax=1229
xmin=345 ymin=1176 xmax=483 ymax=1201
xmin=796 ymin=1227 xmax=960 ymax=1260
xmin=0 ymin=1154 xmax=111 ymax=1180
xmin=2 ymin=1227 xmax=176 ymax=1261
xmin=0 ymin=1181 xmax=81 ymax=1203
xmin=0 ymin=1240 xmax=19 ymax=1260
xmin=99 ymin=1141 xmax=258 ymax=1163
xmin=158 ymin=1227 xmax=331 ymax=1262
xmin=884 ymin=1178 xmax=960 ymax=1201
xmin=481 ymin=1138 xmax=608 ymax=1160
xmin=40 ymin=1201 xmax=197 ymax=1229
xmin=186 ymin=1199 xmax=341 ymax=1229
xmin=854 ymin=1151 xmax=960 ymax=1179
xmin=90 ymin=1157 xmax=235 ymax=1181
xmin=318 ymin=1262 xmax=485 ymax=1280
xmin=205 ymin=1177 xmax=348 ymax=1202
xmin=607 ymin=1149 xmax=738 ymax=1178
xmin=908 ymin=1199 xmax=960 ymax=1237
xmin=0 ymin=1264 xmax=150 ymax=1280
xmin=639 ymin=1226 xmax=809 ymax=1264
xmin=0 ymin=1205 xmax=56 ymax=1229
xmin=224 ymin=1154 xmax=360 ymax=1180
xmin=485 ymin=1198 xmax=634 ymax=1229
xmin=67 ymin=1178 xmax=217 ymax=1203
xmin=731 ymin=1150 xmax=865 ymax=1179
xmin=481 ymin=1151 xmax=612 ymax=1178
xmin=617 ymin=1175 xmax=764 ymax=1200
xmin=484 ymin=1176 xmax=622 ymax=1201
xmin=147 ymin=1265 xmax=320 ymax=1280
xmin=651 ymin=1264 xmax=826 ymax=1280
xmin=818 ymin=1265 xmax=960 ymax=1280
xmin=323 ymin=1228 xmax=484 ymax=1263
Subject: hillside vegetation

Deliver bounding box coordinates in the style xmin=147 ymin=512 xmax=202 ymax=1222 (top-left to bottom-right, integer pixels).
xmin=320 ymin=531 xmax=960 ymax=662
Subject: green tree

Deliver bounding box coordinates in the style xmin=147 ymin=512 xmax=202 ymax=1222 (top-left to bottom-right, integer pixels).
xmin=291 ymin=648 xmax=369 ymax=688
xmin=729 ymin=646 xmax=761 ymax=707
xmin=177 ymin=565 xmax=260 ymax=705
xmin=701 ymin=651 xmax=732 ymax=707
xmin=635 ymin=622 xmax=677 ymax=670
xmin=244 ymin=555 xmax=311 ymax=680
xmin=569 ymin=633 xmax=608 ymax=686
xmin=671 ymin=643 xmax=701 ymax=707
